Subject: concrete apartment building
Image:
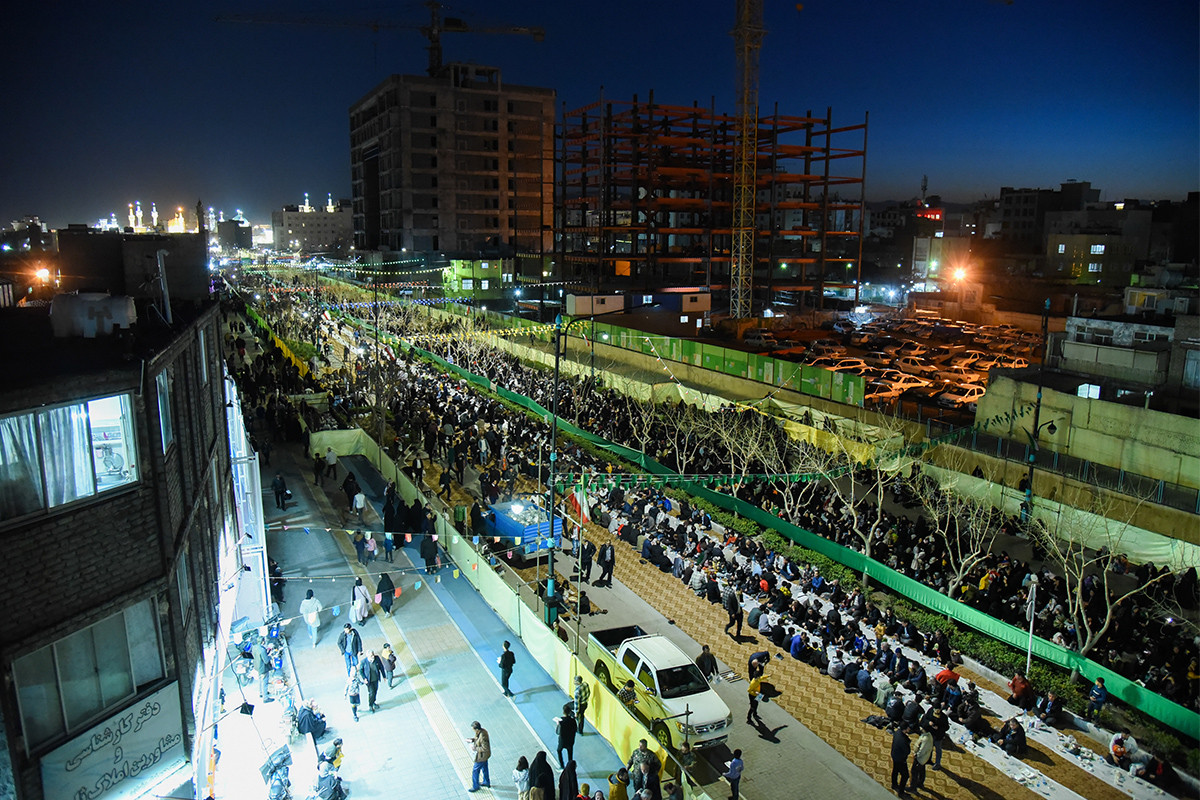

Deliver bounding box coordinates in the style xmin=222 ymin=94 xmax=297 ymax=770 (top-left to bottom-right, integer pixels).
xmin=348 ymin=63 xmax=554 ymax=257
xmin=0 ymin=294 xmax=234 ymax=800
xmin=271 ymin=194 xmax=353 ymax=253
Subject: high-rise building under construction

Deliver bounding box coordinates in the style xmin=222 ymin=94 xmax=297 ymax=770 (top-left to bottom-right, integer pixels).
xmin=558 ymin=94 xmax=868 ymax=312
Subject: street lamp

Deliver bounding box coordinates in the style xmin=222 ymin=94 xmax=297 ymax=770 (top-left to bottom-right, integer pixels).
xmin=1025 ymin=576 xmax=1038 ymax=674
xmin=544 ymin=301 xmax=657 ymax=623
xmin=1021 ymin=298 xmax=1053 ymax=523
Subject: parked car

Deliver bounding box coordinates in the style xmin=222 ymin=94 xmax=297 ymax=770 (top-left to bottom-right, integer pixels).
xmin=861 ymin=350 xmax=894 ymax=368
xmin=890 ymin=373 xmax=933 ymax=392
xmin=744 ymin=328 xmax=780 ymax=350
xmin=864 ymin=381 xmax=903 ymax=404
xmin=937 ymin=364 xmax=985 ymax=384
xmin=830 ymin=357 xmax=868 ymax=372
xmin=894 ymin=356 xmax=939 ymax=377
xmin=807 ymin=338 xmax=846 ymax=357
xmin=588 ymin=625 xmax=732 ymax=750
xmin=937 ymin=383 xmax=987 ymax=410
xmin=896 ymin=341 xmax=929 ymax=358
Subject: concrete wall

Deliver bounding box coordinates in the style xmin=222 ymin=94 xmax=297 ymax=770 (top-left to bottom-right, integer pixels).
xmin=977 ymin=375 xmax=1200 ymax=489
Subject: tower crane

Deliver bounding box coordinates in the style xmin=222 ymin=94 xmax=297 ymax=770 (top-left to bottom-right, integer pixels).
xmin=729 ymin=0 xmax=767 ymax=320
xmin=216 ymin=0 xmax=544 ymax=77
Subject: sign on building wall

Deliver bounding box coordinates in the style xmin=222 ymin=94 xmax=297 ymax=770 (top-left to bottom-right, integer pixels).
xmin=41 ymin=683 xmax=185 ymax=800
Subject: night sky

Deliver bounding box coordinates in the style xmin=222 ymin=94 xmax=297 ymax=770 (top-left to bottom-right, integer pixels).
xmin=3 ymin=0 xmax=1196 ymax=229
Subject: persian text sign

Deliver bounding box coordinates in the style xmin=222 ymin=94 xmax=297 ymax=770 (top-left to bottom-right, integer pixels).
xmin=42 ymin=683 xmax=185 ymax=800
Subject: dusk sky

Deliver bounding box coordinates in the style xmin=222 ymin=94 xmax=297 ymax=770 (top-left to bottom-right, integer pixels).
xmin=3 ymin=0 xmax=1196 ymax=229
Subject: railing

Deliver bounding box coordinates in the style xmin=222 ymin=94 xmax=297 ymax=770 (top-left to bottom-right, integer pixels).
xmin=925 ymin=419 xmax=1200 ymax=514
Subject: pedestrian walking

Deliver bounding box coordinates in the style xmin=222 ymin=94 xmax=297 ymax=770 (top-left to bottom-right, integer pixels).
xmin=556 ymin=705 xmax=578 ymax=766
xmin=513 ymin=756 xmax=532 ymax=800
xmin=439 ymin=468 xmax=453 ymax=500
xmin=324 ymin=447 xmax=338 ymax=479
xmin=911 ymin=731 xmax=933 ymax=791
xmin=345 ymin=670 xmax=362 ymax=722
xmin=382 ymin=530 xmax=395 ymax=562
xmin=596 ymin=542 xmax=615 ymax=587
xmin=376 ymin=572 xmax=395 ymax=617
xmin=253 ymin=636 xmax=273 ymax=701
xmin=351 ymin=577 xmax=371 ymax=626
xmin=696 ymin=645 xmax=719 ymax=681
xmin=353 ymin=531 xmax=367 ymax=566
xmin=419 ymin=529 xmax=439 ymax=574
xmin=559 ymin=760 xmax=579 ymax=800
xmin=498 ymin=640 xmax=516 ymax=696
xmin=722 ymin=750 xmax=743 ymax=800
xmin=411 ymin=456 xmax=424 ymax=487
xmin=353 ymin=489 xmax=367 ymax=523
xmin=746 ymin=674 xmax=762 ymax=724
xmin=380 ymin=642 xmax=398 ymax=689
xmin=342 ymin=472 xmax=359 ymax=510
xmin=578 ymin=539 xmax=596 ymax=584
xmin=272 ymin=472 xmax=288 ymax=510
xmin=337 ymin=623 xmax=362 ymax=675
xmin=364 ymin=532 xmax=377 ymax=562
xmin=891 ymin=728 xmax=911 ymax=795
xmin=467 ymin=721 xmax=491 ymax=792
xmin=313 ymin=452 xmax=325 ymax=486
xmin=529 ymin=751 xmax=555 ymax=800
xmin=357 ymin=649 xmax=383 ymax=712
xmin=574 ymin=675 xmax=591 ymax=734
xmin=299 ymin=589 xmax=324 ymax=646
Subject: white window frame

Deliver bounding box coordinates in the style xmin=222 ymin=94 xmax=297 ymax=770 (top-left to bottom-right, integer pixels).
xmin=1088 ymin=262 xmax=1102 ymax=273
xmin=157 ymin=369 xmax=175 ymax=453
xmin=1090 ymin=244 xmax=1106 ymax=254
xmin=13 ymin=599 xmax=165 ymax=753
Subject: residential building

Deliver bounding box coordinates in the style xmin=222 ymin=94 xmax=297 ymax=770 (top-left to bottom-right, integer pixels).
xmin=1044 ymin=206 xmax=1153 ymax=284
xmin=271 ymin=194 xmax=353 ymax=254
xmin=0 ymin=296 xmax=239 ymax=800
xmin=348 ymin=64 xmax=555 ymax=258
xmin=997 ymin=180 xmax=1099 ymax=251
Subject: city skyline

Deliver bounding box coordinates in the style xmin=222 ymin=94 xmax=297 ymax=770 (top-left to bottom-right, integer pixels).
xmin=2 ymin=0 xmax=1196 ymax=230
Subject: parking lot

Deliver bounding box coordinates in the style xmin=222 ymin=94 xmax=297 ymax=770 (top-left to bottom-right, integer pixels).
xmin=746 ymin=313 xmax=1041 ymax=421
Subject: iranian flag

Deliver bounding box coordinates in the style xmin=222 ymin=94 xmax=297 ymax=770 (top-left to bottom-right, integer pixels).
xmin=569 ymin=484 xmax=591 ymax=525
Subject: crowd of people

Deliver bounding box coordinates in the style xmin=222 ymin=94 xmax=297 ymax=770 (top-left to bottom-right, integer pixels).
xmin=235 ymin=273 xmax=1196 ymax=791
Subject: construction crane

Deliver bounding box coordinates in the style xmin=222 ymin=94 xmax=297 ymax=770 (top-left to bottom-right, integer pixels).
xmin=216 ymin=0 xmax=544 ymax=78
xmin=729 ymin=0 xmax=766 ymax=320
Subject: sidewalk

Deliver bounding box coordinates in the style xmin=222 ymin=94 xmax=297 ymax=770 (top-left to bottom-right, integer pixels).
xmin=256 ymin=440 xmax=623 ymax=799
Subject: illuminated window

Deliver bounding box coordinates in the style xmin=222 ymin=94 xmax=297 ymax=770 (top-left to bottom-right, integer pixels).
xmin=0 ymin=394 xmax=139 ymax=522
xmin=461 ymin=278 xmax=474 ymax=290
xmin=1077 ymin=384 xmax=1101 ymax=399
xmin=1090 ymin=244 xmax=1105 ymax=254
xmin=480 ymin=279 xmax=490 ymax=290
xmin=1088 ymin=262 xmax=1102 ymax=273
xmin=1057 ymin=244 xmax=1065 ymax=254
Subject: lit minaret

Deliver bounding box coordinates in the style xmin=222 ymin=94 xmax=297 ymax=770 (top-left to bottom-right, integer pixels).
xmin=135 ymin=201 xmax=144 ymax=229
xmin=302 ymin=192 xmax=312 ymax=212
xmin=127 ymin=203 xmax=136 ymax=229
xmin=326 ymin=193 xmax=335 ymax=212
xmin=151 ymin=203 xmax=159 ymax=228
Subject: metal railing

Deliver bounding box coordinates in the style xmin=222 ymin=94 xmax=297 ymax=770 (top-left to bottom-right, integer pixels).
xmin=926 ymin=419 xmax=1200 ymax=514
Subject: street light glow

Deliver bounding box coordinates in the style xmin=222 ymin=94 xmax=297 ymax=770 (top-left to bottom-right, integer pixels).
xmin=954 ymin=268 xmax=966 ymax=281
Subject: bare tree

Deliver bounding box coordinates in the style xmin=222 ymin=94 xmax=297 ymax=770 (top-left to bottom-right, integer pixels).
xmin=1029 ymin=484 xmax=1196 ymax=664
xmin=657 ymin=400 xmax=707 ymax=476
xmin=906 ymin=453 xmax=1008 ymax=597
xmin=790 ymin=411 xmax=910 ymax=588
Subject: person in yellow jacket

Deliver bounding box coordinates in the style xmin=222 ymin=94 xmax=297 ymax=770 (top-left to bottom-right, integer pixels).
xmin=747 ymin=674 xmax=763 ymax=723
xmin=607 ymin=767 xmax=631 ymax=800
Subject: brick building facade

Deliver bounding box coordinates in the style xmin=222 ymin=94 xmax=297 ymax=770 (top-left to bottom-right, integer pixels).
xmin=0 ymin=299 xmax=232 ymax=800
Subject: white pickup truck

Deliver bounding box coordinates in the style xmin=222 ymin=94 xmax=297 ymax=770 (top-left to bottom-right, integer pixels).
xmin=587 ymin=625 xmax=732 ymax=750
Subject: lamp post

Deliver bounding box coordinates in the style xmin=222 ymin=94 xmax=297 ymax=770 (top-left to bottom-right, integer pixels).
xmin=1025 ymin=576 xmax=1038 ymax=675
xmin=1022 ymin=298 xmax=1053 ymax=523
xmin=544 ymin=301 xmax=657 ymax=623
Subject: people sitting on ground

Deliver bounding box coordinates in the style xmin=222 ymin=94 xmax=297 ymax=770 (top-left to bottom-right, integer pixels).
xmin=991 ymin=718 xmax=1028 ymax=757
xmin=1006 ymin=670 xmax=1035 ymax=710
xmin=1034 ymin=691 xmax=1064 ymax=728
xmin=1107 ymin=730 xmax=1139 ymax=770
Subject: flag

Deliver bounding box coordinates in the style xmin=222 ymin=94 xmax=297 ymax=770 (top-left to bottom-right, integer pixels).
xmin=569 ymin=484 xmax=591 ymax=525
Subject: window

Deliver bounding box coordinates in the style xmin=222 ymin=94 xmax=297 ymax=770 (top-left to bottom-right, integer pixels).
xmin=1057 ymin=244 xmax=1066 ymax=254
xmin=480 ymin=279 xmax=490 ymax=290
xmin=636 ymin=663 xmax=655 ymax=691
xmin=1088 ymin=262 xmax=1102 ymax=273
xmin=622 ymin=651 xmax=639 ymax=673
xmin=157 ymin=370 xmax=174 ymax=453
xmin=1090 ymin=244 xmax=1106 ymax=254
xmin=198 ymin=328 xmax=208 ymax=384
xmin=461 ymin=278 xmax=474 ymax=290
xmin=1077 ymin=383 xmax=1101 ymax=399
xmin=0 ymin=394 xmax=139 ymax=522
xmin=13 ymin=599 xmax=164 ymax=751
xmin=177 ymin=546 xmax=192 ymax=623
